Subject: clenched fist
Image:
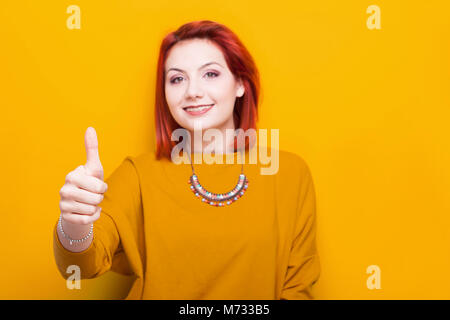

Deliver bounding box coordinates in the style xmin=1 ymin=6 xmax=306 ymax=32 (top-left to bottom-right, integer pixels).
xmin=59 ymin=127 xmax=108 ymax=226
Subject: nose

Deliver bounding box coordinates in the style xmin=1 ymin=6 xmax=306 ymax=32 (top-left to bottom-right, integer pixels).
xmin=185 ymin=78 xmax=204 ymax=99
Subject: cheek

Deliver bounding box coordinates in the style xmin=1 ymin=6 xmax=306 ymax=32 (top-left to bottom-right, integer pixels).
xmin=165 ymin=85 xmax=182 ymax=108
xmin=209 ymin=81 xmax=236 ymax=105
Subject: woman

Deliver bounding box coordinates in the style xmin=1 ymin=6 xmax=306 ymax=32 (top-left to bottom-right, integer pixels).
xmin=54 ymin=20 xmax=320 ymax=300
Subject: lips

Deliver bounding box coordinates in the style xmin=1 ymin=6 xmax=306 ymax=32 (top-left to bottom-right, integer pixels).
xmin=183 ymin=104 xmax=214 ymax=116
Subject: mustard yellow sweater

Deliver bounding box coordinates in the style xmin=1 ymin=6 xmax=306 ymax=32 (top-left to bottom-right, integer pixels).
xmin=53 ymin=147 xmax=320 ymax=299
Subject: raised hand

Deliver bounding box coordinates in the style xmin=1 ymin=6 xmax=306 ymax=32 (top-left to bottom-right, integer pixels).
xmin=59 ymin=127 xmax=108 ymax=226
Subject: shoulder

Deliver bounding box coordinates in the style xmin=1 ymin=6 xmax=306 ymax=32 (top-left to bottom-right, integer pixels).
xmin=117 ymin=150 xmax=170 ymax=176
xmin=269 ymin=147 xmax=313 ymax=180
xmin=275 ymin=150 xmax=316 ymax=212
xmin=122 ymin=150 xmax=164 ymax=166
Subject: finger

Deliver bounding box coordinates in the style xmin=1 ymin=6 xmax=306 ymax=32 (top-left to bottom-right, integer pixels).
xmin=61 ymin=207 xmax=101 ymax=225
xmin=84 ymin=127 xmax=104 ymax=180
xmin=66 ymin=170 xmax=108 ymax=194
xmin=60 ymin=200 xmax=98 ymax=215
xmin=60 ymin=185 xmax=104 ymax=205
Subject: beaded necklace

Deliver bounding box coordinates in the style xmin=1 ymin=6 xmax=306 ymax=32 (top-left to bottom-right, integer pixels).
xmin=187 ymin=150 xmax=249 ymax=207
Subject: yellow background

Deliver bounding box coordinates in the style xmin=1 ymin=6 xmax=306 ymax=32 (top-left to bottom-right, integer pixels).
xmin=1 ymin=0 xmax=449 ymax=299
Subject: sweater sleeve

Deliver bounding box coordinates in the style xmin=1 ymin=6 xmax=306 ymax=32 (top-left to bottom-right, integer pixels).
xmin=280 ymin=163 xmax=321 ymax=300
xmin=53 ymin=157 xmax=142 ymax=280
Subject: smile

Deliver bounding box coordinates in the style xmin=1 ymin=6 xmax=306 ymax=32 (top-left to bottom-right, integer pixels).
xmin=183 ymin=104 xmax=214 ymax=116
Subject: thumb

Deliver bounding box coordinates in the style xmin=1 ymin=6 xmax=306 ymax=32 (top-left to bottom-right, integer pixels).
xmin=84 ymin=127 xmax=104 ymax=180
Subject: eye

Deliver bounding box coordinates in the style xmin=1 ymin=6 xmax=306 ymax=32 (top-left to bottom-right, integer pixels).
xmin=205 ymin=71 xmax=219 ymax=78
xmin=170 ymin=76 xmax=183 ymax=84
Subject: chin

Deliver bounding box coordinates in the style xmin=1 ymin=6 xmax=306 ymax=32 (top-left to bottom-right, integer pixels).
xmin=180 ymin=118 xmax=220 ymax=132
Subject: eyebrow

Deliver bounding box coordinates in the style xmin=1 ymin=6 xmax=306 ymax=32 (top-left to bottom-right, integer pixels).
xmin=166 ymin=62 xmax=223 ymax=74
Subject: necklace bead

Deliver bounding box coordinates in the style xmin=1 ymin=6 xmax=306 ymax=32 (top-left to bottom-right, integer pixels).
xmin=187 ymin=150 xmax=249 ymax=207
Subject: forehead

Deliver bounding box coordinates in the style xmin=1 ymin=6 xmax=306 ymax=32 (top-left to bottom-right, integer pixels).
xmin=165 ymin=39 xmax=226 ymax=71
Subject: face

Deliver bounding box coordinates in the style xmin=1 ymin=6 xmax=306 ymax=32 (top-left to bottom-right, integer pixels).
xmin=164 ymin=38 xmax=245 ymax=134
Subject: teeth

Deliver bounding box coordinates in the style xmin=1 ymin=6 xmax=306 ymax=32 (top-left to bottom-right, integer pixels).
xmin=185 ymin=104 xmax=213 ymax=112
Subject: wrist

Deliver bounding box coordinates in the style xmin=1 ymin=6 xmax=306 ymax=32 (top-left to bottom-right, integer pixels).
xmin=58 ymin=214 xmax=93 ymax=245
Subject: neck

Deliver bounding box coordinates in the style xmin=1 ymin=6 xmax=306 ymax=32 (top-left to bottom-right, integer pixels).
xmin=188 ymin=120 xmax=237 ymax=155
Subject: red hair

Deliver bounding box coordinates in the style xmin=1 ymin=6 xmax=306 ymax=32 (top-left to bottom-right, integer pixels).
xmin=154 ymin=20 xmax=260 ymax=160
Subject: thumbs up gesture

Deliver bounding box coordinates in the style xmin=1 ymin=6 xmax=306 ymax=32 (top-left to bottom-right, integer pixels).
xmin=59 ymin=127 xmax=108 ymax=226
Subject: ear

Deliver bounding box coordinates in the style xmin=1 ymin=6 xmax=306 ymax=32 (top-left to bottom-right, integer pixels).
xmin=236 ymin=79 xmax=245 ymax=98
